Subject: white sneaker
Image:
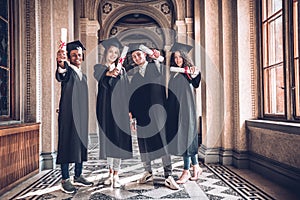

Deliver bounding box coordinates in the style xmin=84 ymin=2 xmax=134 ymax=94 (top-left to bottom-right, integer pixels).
xmin=138 ymin=171 xmax=153 ymax=184
xmin=165 ymin=176 xmax=180 ymax=190
xmin=113 ymin=175 xmax=121 ymax=188
xmin=104 ymin=173 xmax=113 ymax=185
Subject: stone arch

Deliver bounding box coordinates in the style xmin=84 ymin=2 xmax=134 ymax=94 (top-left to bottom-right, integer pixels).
xmin=101 ymin=7 xmax=169 ymax=35
xmin=97 ymin=3 xmax=176 ymax=47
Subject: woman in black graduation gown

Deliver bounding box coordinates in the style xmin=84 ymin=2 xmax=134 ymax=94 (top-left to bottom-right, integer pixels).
xmin=93 ymin=38 xmax=132 ymax=188
xmin=166 ymin=42 xmax=202 ymax=184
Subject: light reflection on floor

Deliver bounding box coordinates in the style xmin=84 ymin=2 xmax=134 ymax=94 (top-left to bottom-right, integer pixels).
xmin=2 ymin=134 xmax=279 ymax=200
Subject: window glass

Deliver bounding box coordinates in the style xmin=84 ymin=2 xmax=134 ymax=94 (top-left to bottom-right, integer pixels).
xmin=267 ymin=0 xmax=282 ymax=16
xmin=0 ymin=0 xmax=8 ymax=20
xmin=268 ymin=16 xmax=283 ymax=65
xmin=263 ymin=65 xmax=285 ymax=114
xmin=262 ymin=0 xmax=284 ymax=116
xmin=0 ymin=0 xmax=9 ymax=116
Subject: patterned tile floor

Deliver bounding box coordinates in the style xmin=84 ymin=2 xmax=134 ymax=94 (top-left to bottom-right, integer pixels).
xmin=1 ymin=134 xmax=295 ymax=200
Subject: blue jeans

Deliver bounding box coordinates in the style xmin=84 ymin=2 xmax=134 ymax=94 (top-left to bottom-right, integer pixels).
xmin=61 ymin=163 xmax=83 ymax=180
xmin=183 ymin=154 xmax=198 ymax=170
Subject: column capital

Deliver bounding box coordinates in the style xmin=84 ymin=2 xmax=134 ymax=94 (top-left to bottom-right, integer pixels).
xmin=175 ymin=19 xmax=186 ymax=26
xmin=175 ymin=20 xmax=187 ymax=43
xmin=185 ymin=17 xmax=194 ymax=36
xmin=185 ymin=17 xmax=193 ymax=24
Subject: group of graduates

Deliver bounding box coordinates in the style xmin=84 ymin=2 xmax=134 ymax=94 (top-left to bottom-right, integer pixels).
xmin=55 ymin=37 xmax=202 ymax=194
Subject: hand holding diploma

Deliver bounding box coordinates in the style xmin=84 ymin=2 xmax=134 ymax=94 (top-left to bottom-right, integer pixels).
xmin=106 ymin=67 xmax=120 ymax=78
xmin=56 ymin=49 xmax=68 ymax=68
xmin=139 ymin=44 xmax=164 ymax=62
xmin=57 ymin=28 xmax=68 ymax=68
xmin=170 ymin=66 xmax=200 ymax=79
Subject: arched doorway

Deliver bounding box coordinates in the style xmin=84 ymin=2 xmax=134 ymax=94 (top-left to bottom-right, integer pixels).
xmin=97 ymin=1 xmax=175 ymax=51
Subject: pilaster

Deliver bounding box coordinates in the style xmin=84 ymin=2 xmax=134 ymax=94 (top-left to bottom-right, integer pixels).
xmin=80 ymin=18 xmax=100 ymax=134
xmin=199 ymin=0 xmax=223 ymax=163
xmin=236 ymin=0 xmax=253 ymax=153
xmin=220 ymin=0 xmax=236 ymax=165
xmin=175 ymin=20 xmax=187 ymax=43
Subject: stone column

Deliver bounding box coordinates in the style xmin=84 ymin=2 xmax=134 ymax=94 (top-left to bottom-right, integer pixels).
xmin=194 ymin=0 xmax=204 ymax=135
xmin=39 ymin=0 xmax=74 ymax=169
xmin=185 ymin=0 xmax=194 ymax=44
xmin=185 ymin=17 xmax=194 ymax=56
xmin=220 ymin=0 xmax=237 ymax=165
xmin=80 ymin=18 xmax=100 ymax=135
xmin=233 ymin=0 xmax=255 ymax=168
xmin=74 ymin=0 xmax=81 ymax=40
xmin=164 ymin=45 xmax=172 ymax=90
xmin=175 ymin=20 xmax=187 ymax=43
xmin=199 ymin=0 xmax=223 ymax=163
xmin=185 ymin=0 xmax=194 ymax=46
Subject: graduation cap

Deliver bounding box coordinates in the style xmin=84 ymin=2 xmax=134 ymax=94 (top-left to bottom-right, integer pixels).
xmin=66 ymin=40 xmax=86 ymax=52
xmin=170 ymin=42 xmax=193 ymax=53
xmin=100 ymin=37 xmax=122 ymax=49
xmin=128 ymin=43 xmax=144 ymax=54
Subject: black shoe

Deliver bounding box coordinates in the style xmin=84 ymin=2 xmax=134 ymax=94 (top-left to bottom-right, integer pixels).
xmin=61 ymin=179 xmax=76 ymax=194
xmin=73 ymin=175 xmax=93 ymax=186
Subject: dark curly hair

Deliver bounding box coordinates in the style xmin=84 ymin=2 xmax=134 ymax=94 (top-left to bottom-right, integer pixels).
xmin=170 ymin=50 xmax=193 ymax=68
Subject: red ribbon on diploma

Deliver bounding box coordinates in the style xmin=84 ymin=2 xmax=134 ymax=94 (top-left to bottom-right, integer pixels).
xmin=184 ymin=66 xmax=192 ymax=80
xmin=119 ymin=57 xmax=124 ymax=64
xmin=59 ymin=40 xmax=66 ymax=50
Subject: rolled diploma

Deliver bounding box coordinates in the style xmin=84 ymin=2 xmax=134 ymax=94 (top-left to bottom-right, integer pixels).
xmin=60 ymin=28 xmax=67 ymax=51
xmin=170 ymin=67 xmax=192 ymax=74
xmin=116 ymin=46 xmax=129 ymax=70
xmin=109 ymin=46 xmax=129 ymax=71
xmin=139 ymin=44 xmax=164 ymax=62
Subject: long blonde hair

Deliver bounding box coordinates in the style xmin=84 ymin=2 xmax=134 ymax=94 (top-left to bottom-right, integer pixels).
xmin=103 ymin=45 xmax=120 ymax=66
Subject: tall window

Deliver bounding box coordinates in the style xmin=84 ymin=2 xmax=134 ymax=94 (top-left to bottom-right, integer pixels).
xmin=293 ymin=0 xmax=300 ymax=118
xmin=262 ymin=0 xmax=284 ymax=116
xmin=261 ymin=0 xmax=300 ymax=120
xmin=0 ymin=0 xmax=9 ymax=118
xmin=0 ymin=0 xmax=15 ymax=121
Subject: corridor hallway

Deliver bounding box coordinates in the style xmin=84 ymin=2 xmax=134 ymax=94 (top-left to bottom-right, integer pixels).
xmin=1 ymin=134 xmax=298 ymax=200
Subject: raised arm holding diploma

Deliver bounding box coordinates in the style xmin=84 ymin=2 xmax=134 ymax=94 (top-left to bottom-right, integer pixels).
xmin=110 ymin=46 xmax=129 ymax=71
xmin=139 ymin=44 xmax=164 ymax=62
xmin=57 ymin=28 xmax=68 ymax=68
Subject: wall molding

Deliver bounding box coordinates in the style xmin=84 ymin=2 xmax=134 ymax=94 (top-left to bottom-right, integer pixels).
xmin=40 ymin=152 xmax=57 ymax=170
xmin=249 ymin=152 xmax=300 ymax=193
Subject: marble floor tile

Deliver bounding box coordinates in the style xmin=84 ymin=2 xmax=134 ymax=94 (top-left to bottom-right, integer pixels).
xmin=1 ymin=135 xmax=294 ymax=200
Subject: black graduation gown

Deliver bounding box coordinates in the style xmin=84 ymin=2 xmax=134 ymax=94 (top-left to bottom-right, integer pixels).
xmin=129 ymin=62 xmax=168 ymax=162
xmin=56 ymin=62 xmax=89 ymax=164
xmin=94 ymin=64 xmax=132 ymax=159
xmin=166 ymin=71 xmax=201 ymax=156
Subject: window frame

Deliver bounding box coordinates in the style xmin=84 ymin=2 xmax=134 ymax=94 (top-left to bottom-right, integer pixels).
xmin=293 ymin=0 xmax=300 ymax=120
xmin=0 ymin=0 xmax=15 ymax=121
xmin=260 ymin=0 xmax=300 ymax=122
